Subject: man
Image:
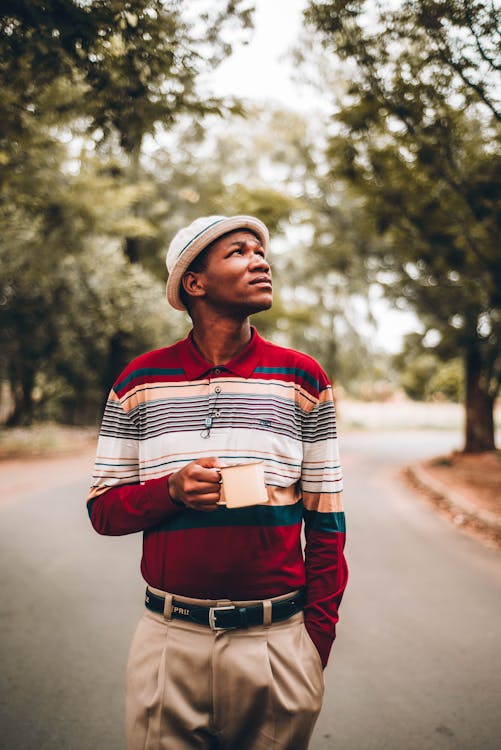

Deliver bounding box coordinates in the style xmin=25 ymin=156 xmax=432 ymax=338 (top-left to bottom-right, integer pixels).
xmin=86 ymin=215 xmax=347 ymax=750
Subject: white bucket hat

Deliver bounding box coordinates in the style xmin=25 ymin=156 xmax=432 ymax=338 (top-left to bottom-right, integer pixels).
xmin=166 ymin=215 xmax=269 ymax=310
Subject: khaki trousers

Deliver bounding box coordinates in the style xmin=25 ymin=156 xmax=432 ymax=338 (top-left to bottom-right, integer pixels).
xmin=125 ymin=590 xmax=324 ymax=750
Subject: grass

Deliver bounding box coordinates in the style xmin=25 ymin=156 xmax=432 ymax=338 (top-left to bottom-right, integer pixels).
xmin=0 ymin=423 xmax=97 ymax=460
xmin=337 ymin=398 xmax=467 ymax=431
xmin=338 ymin=398 xmax=501 ymax=432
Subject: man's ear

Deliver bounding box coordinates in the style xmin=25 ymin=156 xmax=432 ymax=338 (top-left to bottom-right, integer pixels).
xmin=181 ymin=271 xmax=206 ymax=301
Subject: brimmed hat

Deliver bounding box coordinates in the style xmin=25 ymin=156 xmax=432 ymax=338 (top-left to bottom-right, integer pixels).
xmin=166 ymin=215 xmax=269 ymax=310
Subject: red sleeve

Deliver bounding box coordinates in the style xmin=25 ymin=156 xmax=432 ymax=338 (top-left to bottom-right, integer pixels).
xmin=300 ymin=364 xmax=347 ymax=668
xmin=303 ymin=529 xmax=348 ymax=667
xmin=88 ymin=475 xmax=183 ymax=536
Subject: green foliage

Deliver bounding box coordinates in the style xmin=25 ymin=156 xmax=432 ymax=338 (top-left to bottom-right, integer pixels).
xmin=33 ymin=245 xmax=186 ymax=423
xmin=394 ymin=335 xmax=463 ymax=401
xmin=0 ymin=1 xmax=253 ymax=152
xmin=306 ymin=0 xmax=499 ymax=120
xmin=304 ymin=0 xmax=501 ymax=449
xmin=147 ymin=105 xmax=376 ymax=387
xmin=0 ymin=0 xmax=254 ymax=425
xmin=426 ymin=358 xmax=463 ymax=402
xmin=0 ymin=1 xmax=404 ymax=425
xmin=0 ymin=155 xmax=187 ymax=423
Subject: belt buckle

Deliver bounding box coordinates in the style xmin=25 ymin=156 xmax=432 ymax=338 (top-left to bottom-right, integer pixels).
xmin=208 ymin=605 xmax=236 ymax=630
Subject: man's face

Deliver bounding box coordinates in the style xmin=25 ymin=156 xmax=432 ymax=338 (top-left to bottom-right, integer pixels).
xmin=190 ymin=230 xmax=273 ymax=315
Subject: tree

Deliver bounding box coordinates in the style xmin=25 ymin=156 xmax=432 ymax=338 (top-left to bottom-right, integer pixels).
xmin=0 ymin=1 xmax=253 ymax=145
xmin=0 ymin=1 xmax=255 ymax=425
xmin=304 ymin=0 xmax=501 ymax=451
xmin=141 ymin=105 xmax=377 ymax=386
xmin=0 ymin=145 xmax=180 ymax=425
xmin=394 ymin=334 xmax=463 ymax=401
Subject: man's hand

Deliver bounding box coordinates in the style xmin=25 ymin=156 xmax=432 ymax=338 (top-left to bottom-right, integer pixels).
xmin=168 ymin=457 xmax=222 ymax=511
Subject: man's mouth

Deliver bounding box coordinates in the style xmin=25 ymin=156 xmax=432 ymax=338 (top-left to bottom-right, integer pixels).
xmin=250 ymin=276 xmax=272 ymax=287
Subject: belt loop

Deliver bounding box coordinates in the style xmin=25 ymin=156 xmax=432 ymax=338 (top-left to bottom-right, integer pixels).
xmin=262 ymin=599 xmax=272 ymax=627
xmin=163 ymin=593 xmax=173 ymax=620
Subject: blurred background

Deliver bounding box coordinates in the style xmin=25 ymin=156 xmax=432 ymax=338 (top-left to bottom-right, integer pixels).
xmin=0 ymin=2 xmax=500 ymax=749
xmin=0 ymin=0 xmax=499 ymax=451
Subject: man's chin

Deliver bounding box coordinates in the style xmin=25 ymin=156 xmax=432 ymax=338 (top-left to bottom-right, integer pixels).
xmin=218 ymin=295 xmax=273 ymax=317
xmin=247 ymin=297 xmax=273 ymax=314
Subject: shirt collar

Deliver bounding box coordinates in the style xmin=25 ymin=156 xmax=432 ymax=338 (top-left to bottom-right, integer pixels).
xmin=177 ymin=326 xmax=264 ymax=380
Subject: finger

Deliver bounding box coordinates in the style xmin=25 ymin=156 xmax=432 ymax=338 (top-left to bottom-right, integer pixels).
xmin=188 ymin=491 xmax=221 ymax=505
xmin=185 ymin=480 xmax=221 ymax=495
xmin=185 ymin=497 xmax=220 ymax=511
xmin=195 ymin=456 xmax=222 ymax=469
xmin=190 ymin=468 xmax=222 ymax=485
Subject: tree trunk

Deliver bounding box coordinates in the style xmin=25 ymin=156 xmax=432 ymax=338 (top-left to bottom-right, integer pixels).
xmin=463 ymin=344 xmax=496 ymax=452
xmin=123 ymin=142 xmax=142 ymax=264
xmin=6 ymin=368 xmax=36 ymax=426
xmin=124 ymin=236 xmax=141 ymax=264
xmin=100 ymin=332 xmax=130 ymax=412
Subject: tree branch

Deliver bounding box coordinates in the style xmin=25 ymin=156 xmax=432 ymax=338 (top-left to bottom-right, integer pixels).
xmin=462 ymin=0 xmax=501 ymax=70
xmin=447 ymin=57 xmax=500 ymax=119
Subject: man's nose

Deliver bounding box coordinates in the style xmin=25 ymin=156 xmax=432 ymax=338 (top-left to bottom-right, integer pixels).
xmin=248 ymin=248 xmax=270 ymax=270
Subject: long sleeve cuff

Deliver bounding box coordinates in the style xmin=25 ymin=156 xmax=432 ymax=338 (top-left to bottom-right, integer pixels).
xmin=89 ymin=474 xmax=183 ymax=535
xmin=304 ymin=621 xmax=336 ymax=668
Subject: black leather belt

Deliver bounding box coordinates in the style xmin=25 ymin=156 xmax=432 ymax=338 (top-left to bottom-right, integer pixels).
xmin=145 ymin=589 xmax=304 ymax=630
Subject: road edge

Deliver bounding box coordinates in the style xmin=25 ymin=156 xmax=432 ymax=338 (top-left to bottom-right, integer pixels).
xmin=405 ymin=463 xmax=501 ymax=549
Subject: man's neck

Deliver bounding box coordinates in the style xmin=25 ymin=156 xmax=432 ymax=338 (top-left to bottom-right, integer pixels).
xmin=191 ymin=317 xmax=252 ymax=365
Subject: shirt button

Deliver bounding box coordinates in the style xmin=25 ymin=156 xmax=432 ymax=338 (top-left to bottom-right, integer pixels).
xmin=214 ymin=368 xmax=221 ymax=375
xmin=215 ymin=385 xmax=222 ymax=394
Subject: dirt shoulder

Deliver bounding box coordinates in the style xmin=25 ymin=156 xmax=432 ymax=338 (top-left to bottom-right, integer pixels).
xmin=406 ymin=451 xmax=501 ymax=549
xmin=0 ymin=424 xmax=97 ymax=460
xmin=0 ymin=425 xmax=98 ymax=499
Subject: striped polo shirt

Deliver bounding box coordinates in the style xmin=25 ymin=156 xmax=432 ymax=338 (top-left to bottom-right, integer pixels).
xmin=87 ymin=327 xmax=347 ymax=664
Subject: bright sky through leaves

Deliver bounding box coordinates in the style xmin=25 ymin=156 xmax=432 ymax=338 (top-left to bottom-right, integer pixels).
xmin=205 ymin=0 xmax=420 ymax=351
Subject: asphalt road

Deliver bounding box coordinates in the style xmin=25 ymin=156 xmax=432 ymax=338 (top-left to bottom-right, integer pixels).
xmin=1 ymin=430 xmax=500 ymax=750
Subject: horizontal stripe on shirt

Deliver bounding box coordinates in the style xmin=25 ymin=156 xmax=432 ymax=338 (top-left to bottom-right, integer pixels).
xmin=86 ymin=328 xmax=347 ymax=663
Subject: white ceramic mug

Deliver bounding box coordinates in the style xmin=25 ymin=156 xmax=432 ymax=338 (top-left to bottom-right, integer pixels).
xmin=219 ymin=461 xmax=268 ymax=508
